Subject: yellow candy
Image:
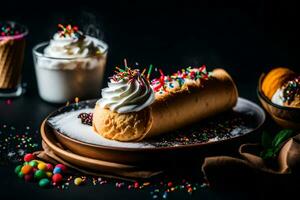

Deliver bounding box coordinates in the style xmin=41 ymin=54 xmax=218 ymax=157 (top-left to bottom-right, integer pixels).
xmin=74 ymin=177 xmax=83 ymax=186
xmin=46 ymin=172 xmax=53 ymax=178
xmin=34 ymin=160 xmax=44 ymax=164
xmin=37 ymin=163 xmax=47 ymax=171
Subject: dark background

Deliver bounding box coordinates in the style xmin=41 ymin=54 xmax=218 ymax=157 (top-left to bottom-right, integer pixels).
xmin=0 ymin=0 xmax=299 ymax=199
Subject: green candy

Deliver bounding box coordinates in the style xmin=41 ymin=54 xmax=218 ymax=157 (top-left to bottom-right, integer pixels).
xmin=18 ymin=171 xmax=24 ymax=178
xmin=39 ymin=178 xmax=50 ymax=188
xmin=23 ymin=162 xmax=29 ymax=166
xmin=34 ymin=170 xmax=46 ymax=180
xmin=29 ymin=160 xmax=38 ymax=167
xmin=14 ymin=165 xmax=22 ymax=174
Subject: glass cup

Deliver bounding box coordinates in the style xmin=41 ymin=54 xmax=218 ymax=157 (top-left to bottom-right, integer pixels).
xmin=32 ymin=41 xmax=108 ymax=103
xmin=0 ymin=21 xmax=28 ymax=97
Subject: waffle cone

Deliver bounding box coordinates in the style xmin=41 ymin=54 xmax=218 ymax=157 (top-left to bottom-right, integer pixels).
xmin=0 ymin=38 xmax=26 ymax=89
xmin=93 ymin=68 xmax=238 ymax=142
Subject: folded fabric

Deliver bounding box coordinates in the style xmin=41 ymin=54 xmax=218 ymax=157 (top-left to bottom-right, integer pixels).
xmin=202 ymin=134 xmax=300 ymax=188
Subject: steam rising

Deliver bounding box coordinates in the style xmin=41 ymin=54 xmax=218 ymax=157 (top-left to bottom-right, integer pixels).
xmin=80 ymin=11 xmax=104 ymax=40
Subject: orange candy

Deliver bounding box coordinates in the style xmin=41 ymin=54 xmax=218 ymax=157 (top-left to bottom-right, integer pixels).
xmin=21 ymin=165 xmax=32 ymax=175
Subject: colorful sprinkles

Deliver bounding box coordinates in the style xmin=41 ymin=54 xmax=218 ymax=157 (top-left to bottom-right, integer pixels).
xmin=111 ymin=66 xmax=148 ymax=85
xmin=78 ymin=113 xmax=93 ymax=126
xmin=57 ymin=24 xmax=82 ymax=38
xmin=0 ymin=21 xmax=26 ymax=37
xmin=110 ymin=61 xmax=211 ymax=95
xmin=0 ymin=125 xmax=39 ymax=164
xmin=151 ymin=65 xmax=211 ymax=93
xmin=1 ymin=124 xmax=208 ymax=198
xmin=282 ymin=75 xmax=300 ymax=105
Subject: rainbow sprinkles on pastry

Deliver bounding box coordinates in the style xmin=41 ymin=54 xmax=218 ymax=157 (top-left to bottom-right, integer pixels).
xmin=93 ymin=64 xmax=238 ymax=142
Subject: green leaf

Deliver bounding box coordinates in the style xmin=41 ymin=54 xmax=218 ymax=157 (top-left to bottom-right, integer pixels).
xmin=261 ymin=131 xmax=273 ymax=148
xmin=272 ymin=129 xmax=294 ymax=148
xmin=261 ymin=148 xmax=275 ymax=160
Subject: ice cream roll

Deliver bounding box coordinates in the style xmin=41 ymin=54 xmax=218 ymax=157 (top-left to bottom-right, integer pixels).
xmin=93 ymin=65 xmax=238 ymax=142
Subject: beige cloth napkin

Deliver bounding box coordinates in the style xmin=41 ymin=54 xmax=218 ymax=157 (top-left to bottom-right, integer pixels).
xmin=201 ymin=134 xmax=300 ymax=188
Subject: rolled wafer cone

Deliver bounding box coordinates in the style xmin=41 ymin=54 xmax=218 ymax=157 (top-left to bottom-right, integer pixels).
xmin=0 ymin=37 xmax=26 ymax=89
xmin=93 ymin=68 xmax=238 ymax=142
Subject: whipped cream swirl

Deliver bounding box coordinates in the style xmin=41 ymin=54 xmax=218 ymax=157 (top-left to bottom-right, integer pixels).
xmin=44 ymin=32 xmax=102 ymax=58
xmin=98 ymin=70 xmax=155 ymax=113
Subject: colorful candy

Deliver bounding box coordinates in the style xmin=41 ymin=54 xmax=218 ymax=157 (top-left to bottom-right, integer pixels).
xmin=29 ymin=160 xmax=38 ymax=167
xmin=46 ymin=172 xmax=53 ymax=178
xmin=53 ymin=167 xmax=62 ymax=174
xmin=24 ymin=153 xmax=35 ymax=162
xmin=18 ymin=171 xmax=24 ymax=178
xmin=55 ymin=164 xmax=67 ymax=172
xmin=24 ymin=174 xmax=33 ymax=182
xmin=37 ymin=163 xmax=47 ymax=171
xmin=21 ymin=165 xmax=32 ymax=174
xmin=14 ymin=153 xmax=72 ymax=189
xmin=52 ymin=174 xmax=63 ymax=184
xmin=14 ymin=165 xmax=22 ymax=174
xmin=74 ymin=177 xmax=83 ymax=186
xmin=34 ymin=170 xmax=47 ymax=180
xmin=39 ymin=178 xmax=50 ymax=188
xmin=46 ymin=163 xmax=53 ymax=171
xmin=10 ymin=126 xmax=206 ymax=198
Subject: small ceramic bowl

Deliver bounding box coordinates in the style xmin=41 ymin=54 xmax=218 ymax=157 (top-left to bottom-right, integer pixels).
xmin=257 ymin=73 xmax=300 ymax=130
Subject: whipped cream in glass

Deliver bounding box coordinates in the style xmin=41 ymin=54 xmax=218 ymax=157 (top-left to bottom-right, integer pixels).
xmin=44 ymin=32 xmax=102 ymax=60
xmin=33 ymin=25 xmax=108 ymax=103
xmin=98 ymin=69 xmax=155 ymax=113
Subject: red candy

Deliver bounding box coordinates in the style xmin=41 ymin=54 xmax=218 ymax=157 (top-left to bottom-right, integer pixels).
xmin=46 ymin=163 xmax=53 ymax=171
xmin=167 ymin=182 xmax=173 ymax=187
xmin=24 ymin=174 xmax=33 ymax=182
xmin=134 ymin=182 xmax=139 ymax=188
xmin=52 ymin=173 xmax=63 ymax=184
xmin=24 ymin=154 xmax=35 ymax=162
xmin=55 ymin=164 xmax=67 ymax=172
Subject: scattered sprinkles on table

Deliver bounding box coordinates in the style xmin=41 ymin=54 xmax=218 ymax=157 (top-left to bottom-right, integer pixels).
xmin=0 ymin=125 xmax=39 ymax=164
